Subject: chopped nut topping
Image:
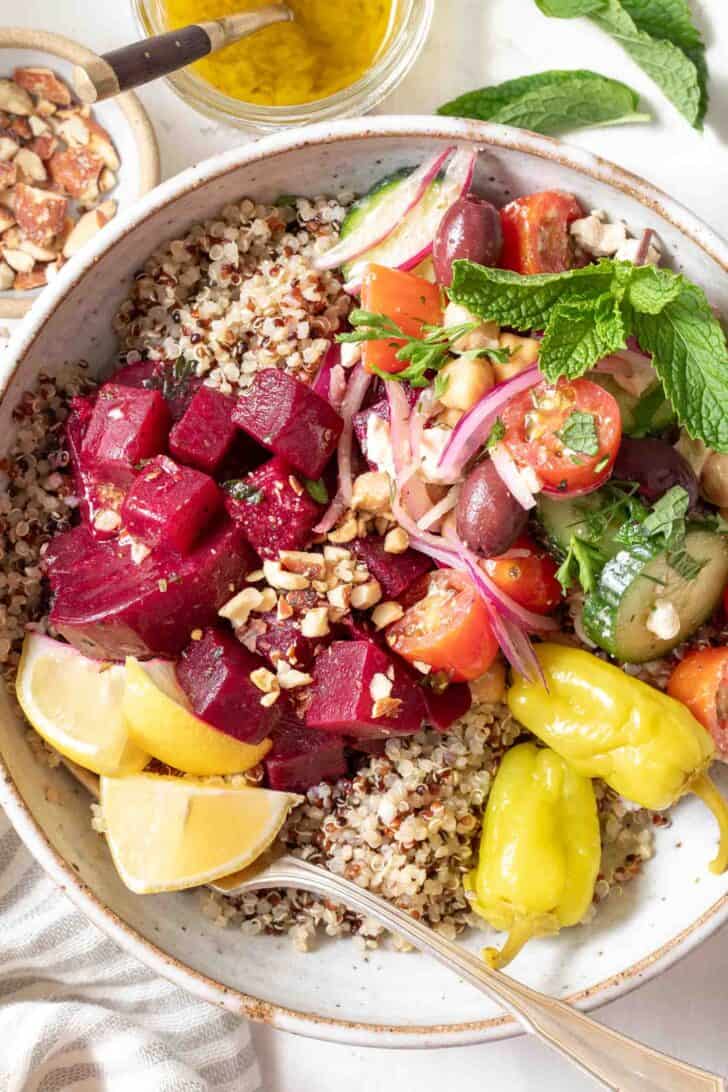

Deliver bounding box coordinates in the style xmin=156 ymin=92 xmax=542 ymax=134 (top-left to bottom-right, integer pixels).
xmin=92 ymin=508 xmax=121 ymax=532
xmin=250 ymin=667 xmax=279 ymax=693
xmin=263 ymin=559 xmax=310 ymax=591
xmin=276 ymin=660 xmax=313 ymax=689
xmin=384 ymin=527 xmax=409 ymax=554
xmin=219 ymin=586 xmax=264 ymax=627
xmin=276 ymin=595 xmax=294 ymax=620
xmin=279 ymin=550 xmax=326 ymax=579
xmin=326 ymin=583 xmax=351 ymax=610
xmin=257 ymin=586 xmax=277 ymax=613
xmin=300 ymin=606 xmax=330 ymax=638
xmin=352 ymin=471 xmax=391 ymax=514
xmin=327 ymin=515 xmax=358 ymax=544
xmin=190 ymin=628 xmax=203 ymax=641
xmin=369 ymin=672 xmax=393 ymax=702
xmin=260 ymin=689 xmax=280 ymax=708
xmin=372 ymin=696 xmax=402 ymax=719
xmin=323 ymin=545 xmax=351 ymax=564
xmin=371 ymin=601 xmax=404 ymax=629
xmin=246 ymin=569 xmax=265 ymax=582
xmin=350 ymin=579 xmax=382 ymax=610
xmin=288 ymin=474 xmax=304 ymax=496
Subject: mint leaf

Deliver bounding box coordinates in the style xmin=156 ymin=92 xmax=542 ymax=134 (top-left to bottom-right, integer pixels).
xmin=619 ymin=0 xmax=708 ymax=125
xmin=449 ymin=260 xmax=614 ymax=331
xmin=439 ymin=70 xmax=649 ymax=134
xmin=303 ymin=477 xmax=328 ymax=504
xmin=627 ymin=265 xmax=684 ymax=314
xmin=536 ymin=0 xmax=606 ymax=13
xmin=593 ymin=0 xmax=702 ymax=127
xmin=641 ymin=485 xmax=690 ymax=542
xmin=557 ymin=411 xmax=600 ymax=455
xmin=634 ymin=283 xmax=728 ymax=452
xmin=224 ymin=481 xmax=265 ymax=504
xmin=539 ymin=292 xmax=627 ymax=380
xmin=556 ymin=536 xmax=605 ymax=593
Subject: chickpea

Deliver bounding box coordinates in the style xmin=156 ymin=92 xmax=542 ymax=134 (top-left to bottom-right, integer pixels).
xmin=700 ymin=452 xmax=728 ymax=507
xmin=438 ymin=355 xmax=494 ymax=412
xmin=493 ymin=333 xmax=541 ymax=383
xmin=443 ymin=301 xmax=500 ymax=353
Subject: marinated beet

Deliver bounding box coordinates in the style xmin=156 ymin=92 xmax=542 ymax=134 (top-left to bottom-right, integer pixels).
xmin=224 ymin=456 xmax=323 ymax=559
xmin=66 ymin=395 xmax=126 ymax=540
xmin=177 ymin=626 xmax=278 ymax=744
xmin=113 ymin=360 xmax=158 ymax=389
xmin=80 ymin=383 xmax=170 ymax=488
xmin=232 ymin=368 xmax=343 ymax=479
xmin=47 ymin=518 xmax=256 ymax=660
xmin=265 ymin=707 xmax=347 ymax=792
xmin=349 ymin=536 xmax=432 ymax=598
xmin=306 ymin=640 xmax=426 ymax=739
xmin=169 ymin=386 xmax=238 ymax=474
xmin=121 ymin=455 xmax=222 ymax=554
xmin=422 ymin=682 xmax=472 ymax=731
xmin=612 ymin=436 xmax=698 ymax=507
xmin=456 ymin=457 xmax=528 ymax=556
xmin=247 ymin=590 xmax=333 ymax=671
xmin=114 ymin=358 xmax=200 ymax=420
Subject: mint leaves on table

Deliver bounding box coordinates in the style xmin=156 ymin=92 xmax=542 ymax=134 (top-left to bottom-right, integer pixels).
xmin=437 ymin=69 xmax=649 ymax=134
xmin=534 ymin=0 xmax=707 ymax=128
xmin=449 ymin=258 xmax=728 ymax=452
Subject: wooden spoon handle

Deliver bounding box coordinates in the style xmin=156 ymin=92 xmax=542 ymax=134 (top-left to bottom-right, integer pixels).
xmin=72 ymin=5 xmax=292 ymax=103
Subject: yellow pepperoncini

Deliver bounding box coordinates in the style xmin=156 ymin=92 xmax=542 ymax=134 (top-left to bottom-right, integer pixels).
xmin=508 ymin=644 xmax=728 ymax=874
xmin=466 ymin=741 xmax=600 ymax=970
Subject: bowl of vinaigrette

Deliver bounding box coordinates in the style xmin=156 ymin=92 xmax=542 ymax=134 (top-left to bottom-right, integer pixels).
xmin=133 ymin=0 xmax=434 ymax=130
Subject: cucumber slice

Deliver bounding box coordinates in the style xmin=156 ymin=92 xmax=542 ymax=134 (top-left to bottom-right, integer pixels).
xmin=537 ymin=488 xmax=646 ymax=560
xmin=590 ymin=375 xmax=675 ymax=437
xmin=590 ymin=374 xmax=638 ymax=433
xmin=339 ymin=169 xmax=412 ymax=248
xmin=341 ymin=177 xmax=443 ymax=282
xmin=582 ymin=530 xmax=728 ymax=662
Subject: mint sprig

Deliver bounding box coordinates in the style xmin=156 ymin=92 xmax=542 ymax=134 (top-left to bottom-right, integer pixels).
xmin=557 ymin=411 xmax=600 ymax=455
xmin=438 ymin=69 xmax=649 ymax=134
xmin=449 ymin=258 xmax=728 ymax=452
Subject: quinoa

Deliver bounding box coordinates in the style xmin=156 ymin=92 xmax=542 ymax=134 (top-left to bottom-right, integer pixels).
xmin=112 ymin=195 xmax=353 ymax=395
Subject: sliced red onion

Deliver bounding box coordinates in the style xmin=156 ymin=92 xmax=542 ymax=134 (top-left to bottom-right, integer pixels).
xmin=437 ymin=366 xmax=542 ymax=478
xmin=343 ymin=147 xmax=477 ymax=293
xmin=314 ymin=147 xmax=454 ymax=273
xmin=313 ymin=364 xmax=371 ymax=533
xmin=489 ymin=443 xmax=538 ymax=510
xmin=634 ymin=228 xmax=654 ymax=267
xmin=416 ymin=486 xmax=458 ymax=532
xmin=387 ymin=382 xmax=431 ymax=521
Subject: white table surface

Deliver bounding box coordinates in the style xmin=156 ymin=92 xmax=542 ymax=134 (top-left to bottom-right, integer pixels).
xmin=7 ymin=1 xmax=728 ymax=1088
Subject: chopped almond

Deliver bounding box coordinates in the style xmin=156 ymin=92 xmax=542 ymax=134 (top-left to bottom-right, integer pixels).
xmin=29 ymin=134 xmax=58 ymax=162
xmin=0 ymin=79 xmax=33 ymax=116
xmin=15 ymin=184 xmax=67 ymax=246
xmin=0 ymin=135 xmax=18 ymax=162
xmin=87 ymin=119 xmax=120 ymax=171
xmin=0 ymin=261 xmax=13 ymax=290
xmin=8 ymin=117 xmax=32 ymax=141
xmin=0 ymin=208 xmax=14 ymax=234
xmin=0 ymin=161 xmax=17 ymax=190
xmin=55 ymin=113 xmax=90 ymax=148
xmin=3 ymin=248 xmax=34 ymax=273
xmin=48 ymin=147 xmax=103 ymax=200
xmin=13 ymin=67 xmax=72 ymax=106
xmin=62 ymin=200 xmax=116 ymax=258
xmin=15 ymin=148 xmax=46 ymax=184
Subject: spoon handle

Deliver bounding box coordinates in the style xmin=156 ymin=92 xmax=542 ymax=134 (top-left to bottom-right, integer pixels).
xmin=247 ymin=856 xmax=725 ymax=1092
xmin=72 ymin=4 xmax=292 ymax=104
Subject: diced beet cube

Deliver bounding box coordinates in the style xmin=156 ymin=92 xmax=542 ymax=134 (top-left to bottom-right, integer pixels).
xmin=80 ymin=383 xmax=170 ymax=487
xmin=233 ymin=369 xmax=343 ymax=479
xmin=47 ymin=518 xmax=257 ymax=660
xmin=121 ymin=455 xmax=221 ymax=555
xmin=346 ymin=736 xmax=387 ymax=755
xmin=349 ymin=536 xmax=432 ymax=598
xmin=240 ymin=588 xmax=332 ymax=670
xmin=265 ymin=706 xmax=347 ymax=792
xmin=423 ymin=682 xmax=472 ymax=732
xmin=113 ymin=359 xmax=158 ymax=389
xmin=177 ymin=626 xmax=278 ymax=744
xmin=113 ymin=358 xmax=201 ymax=421
xmin=306 ymin=640 xmax=426 ymax=739
xmin=66 ymin=395 xmax=127 ymax=540
xmin=169 ymin=386 xmax=237 ymax=474
xmin=224 ymin=456 xmax=323 ymax=560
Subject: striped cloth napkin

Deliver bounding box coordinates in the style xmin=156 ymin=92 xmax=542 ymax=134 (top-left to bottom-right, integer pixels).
xmin=0 ymin=809 xmax=262 ymax=1091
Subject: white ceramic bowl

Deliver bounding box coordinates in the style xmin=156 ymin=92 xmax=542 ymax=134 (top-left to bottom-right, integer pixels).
xmin=0 ymin=28 xmax=159 ymax=319
xmin=1 ymin=117 xmax=728 ymax=1049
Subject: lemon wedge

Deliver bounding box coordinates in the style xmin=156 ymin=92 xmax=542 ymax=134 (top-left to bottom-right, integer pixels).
xmin=100 ymin=773 xmax=300 ymax=893
xmin=123 ymin=657 xmax=271 ymax=776
xmin=16 ymin=634 xmax=149 ymax=776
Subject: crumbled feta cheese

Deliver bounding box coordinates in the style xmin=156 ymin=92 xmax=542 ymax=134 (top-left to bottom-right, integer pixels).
xmin=570 ymin=214 xmax=627 ymax=257
xmin=646 ymin=600 xmax=681 ymax=641
xmin=419 ymin=426 xmax=460 ymax=484
xmin=365 ymin=413 xmax=396 ymax=478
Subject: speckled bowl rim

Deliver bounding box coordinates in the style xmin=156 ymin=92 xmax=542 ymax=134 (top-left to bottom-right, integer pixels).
xmin=1 ymin=115 xmax=728 ymax=1048
xmin=0 ymin=26 xmax=160 ymax=320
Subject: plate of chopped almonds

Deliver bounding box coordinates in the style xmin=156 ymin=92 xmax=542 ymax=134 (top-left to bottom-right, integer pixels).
xmin=0 ymin=27 xmax=159 ymax=318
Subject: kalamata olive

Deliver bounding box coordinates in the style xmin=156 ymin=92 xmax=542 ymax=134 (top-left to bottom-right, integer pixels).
xmin=456 ymin=457 xmax=528 ymax=557
xmin=612 ymin=436 xmax=699 ymax=507
xmin=433 ymin=196 xmax=503 ymax=287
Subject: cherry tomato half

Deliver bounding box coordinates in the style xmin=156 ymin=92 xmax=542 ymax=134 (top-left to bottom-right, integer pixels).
xmin=667 ymin=648 xmax=728 ymax=759
xmin=360 ymin=264 xmax=443 ymax=375
xmin=483 ymin=535 xmax=562 ymax=615
xmin=386 ymin=569 xmax=498 ymax=682
xmin=500 ymin=191 xmax=584 ymax=275
xmin=501 ymin=377 xmax=621 ymax=495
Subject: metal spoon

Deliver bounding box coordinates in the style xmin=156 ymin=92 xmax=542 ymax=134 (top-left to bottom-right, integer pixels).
xmin=62 ymin=759 xmax=725 ymax=1091
xmin=71 ymin=4 xmax=293 ymax=104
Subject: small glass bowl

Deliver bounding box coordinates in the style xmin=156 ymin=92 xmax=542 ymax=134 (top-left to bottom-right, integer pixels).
xmin=132 ymin=0 xmax=434 ymax=132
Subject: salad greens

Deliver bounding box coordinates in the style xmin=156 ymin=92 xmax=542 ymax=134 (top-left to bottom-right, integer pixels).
xmin=338 ymin=309 xmax=509 ymax=387
xmin=438 ymin=70 xmax=649 ymax=134
xmin=534 ymin=0 xmax=707 ymax=127
xmin=450 ymin=258 xmax=728 ymax=452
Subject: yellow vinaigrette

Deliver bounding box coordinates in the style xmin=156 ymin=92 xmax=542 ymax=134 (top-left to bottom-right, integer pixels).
xmin=163 ymin=0 xmax=394 ymax=107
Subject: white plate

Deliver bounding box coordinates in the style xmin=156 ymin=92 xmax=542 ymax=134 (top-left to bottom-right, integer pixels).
xmin=1 ymin=116 xmax=727 ymax=1048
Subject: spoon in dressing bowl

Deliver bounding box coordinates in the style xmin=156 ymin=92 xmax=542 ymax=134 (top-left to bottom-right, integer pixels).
xmin=71 ymin=4 xmax=293 ymax=104
xmin=60 ymin=756 xmax=724 ymax=1092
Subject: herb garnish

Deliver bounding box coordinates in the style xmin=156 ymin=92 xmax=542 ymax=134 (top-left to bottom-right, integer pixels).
xmin=337 ymin=310 xmax=509 ymax=388
xmin=438 ymin=69 xmax=649 ymax=134
xmin=556 ymin=536 xmax=604 ymax=594
xmin=303 ymin=477 xmax=329 ymax=504
xmin=142 ymin=356 xmax=196 ymax=404
xmin=223 ymin=480 xmax=265 ymax=504
xmin=450 ymin=258 xmax=728 ymax=452
xmin=557 ymin=411 xmax=600 ymax=455
xmin=486 ymin=418 xmax=506 ymax=450
xmin=614 ymin=484 xmax=707 ymax=580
